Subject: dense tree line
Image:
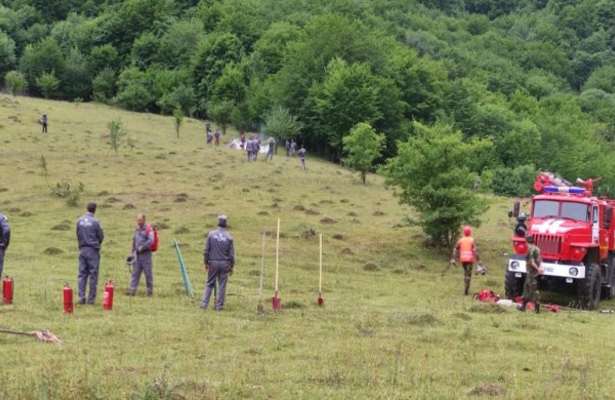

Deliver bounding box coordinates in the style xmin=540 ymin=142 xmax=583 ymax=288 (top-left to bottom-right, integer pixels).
xmin=3 ymin=0 xmax=615 ymax=195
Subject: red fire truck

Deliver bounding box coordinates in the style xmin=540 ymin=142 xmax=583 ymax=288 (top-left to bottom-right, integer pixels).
xmin=505 ymin=173 xmax=615 ymax=309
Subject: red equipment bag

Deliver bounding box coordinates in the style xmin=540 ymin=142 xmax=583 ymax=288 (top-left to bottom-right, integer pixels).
xmin=146 ymin=224 xmax=159 ymax=252
xmin=474 ymin=289 xmax=500 ymax=303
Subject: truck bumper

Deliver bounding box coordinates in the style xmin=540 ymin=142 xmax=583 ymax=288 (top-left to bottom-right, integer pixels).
xmin=507 ymin=256 xmax=586 ymax=279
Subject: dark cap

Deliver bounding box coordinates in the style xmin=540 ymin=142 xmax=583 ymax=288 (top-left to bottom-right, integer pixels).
xmin=87 ymin=202 xmax=97 ymax=213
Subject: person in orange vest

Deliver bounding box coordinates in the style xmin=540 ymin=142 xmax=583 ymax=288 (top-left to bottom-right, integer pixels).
xmin=450 ymin=226 xmax=479 ymax=296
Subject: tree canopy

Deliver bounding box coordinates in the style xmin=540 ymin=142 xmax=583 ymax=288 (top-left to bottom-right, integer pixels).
xmin=2 ymin=0 xmax=615 ymax=195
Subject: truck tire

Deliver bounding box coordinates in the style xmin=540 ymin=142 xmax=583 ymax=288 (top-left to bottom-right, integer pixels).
xmin=505 ymin=270 xmax=523 ymax=299
xmin=577 ymin=263 xmax=602 ymax=310
xmin=604 ymin=255 xmax=615 ymax=300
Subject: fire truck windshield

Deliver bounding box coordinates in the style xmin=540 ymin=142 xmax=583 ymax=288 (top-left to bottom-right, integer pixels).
xmin=533 ymin=200 xmax=590 ymax=222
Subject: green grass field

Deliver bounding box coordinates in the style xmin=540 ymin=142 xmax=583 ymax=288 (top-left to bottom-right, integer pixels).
xmin=2 ymin=95 xmax=615 ymax=399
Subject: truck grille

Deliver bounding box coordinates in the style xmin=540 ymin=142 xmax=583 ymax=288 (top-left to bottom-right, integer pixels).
xmin=533 ymin=234 xmax=562 ymax=255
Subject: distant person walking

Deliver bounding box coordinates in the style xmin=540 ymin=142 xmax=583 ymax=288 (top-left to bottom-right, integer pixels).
xmin=290 ymin=139 xmax=297 ymax=156
xmin=214 ymin=130 xmax=221 ymax=146
xmin=205 ymin=122 xmax=212 ymax=144
xmin=285 ymin=139 xmax=291 ymax=157
xmin=254 ymin=136 xmax=261 ymax=160
xmin=40 ymin=114 xmax=48 ymax=134
xmin=297 ymin=145 xmax=307 ymax=170
xmin=76 ymin=203 xmax=104 ymax=304
xmin=201 ymin=215 xmax=235 ymax=311
xmin=451 ymin=226 xmax=479 ymax=296
xmin=246 ymin=137 xmax=254 ymax=161
xmin=0 ymin=212 xmax=11 ymax=278
xmin=127 ymin=214 xmax=155 ymax=296
xmin=266 ymin=137 xmax=276 ymax=160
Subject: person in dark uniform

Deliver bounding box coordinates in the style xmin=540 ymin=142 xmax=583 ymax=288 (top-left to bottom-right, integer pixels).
xmin=201 ymin=215 xmax=235 ymax=311
xmin=76 ymin=203 xmax=104 ymax=304
xmin=0 ymin=212 xmax=10 ymax=278
xmin=514 ymin=213 xmax=528 ymax=237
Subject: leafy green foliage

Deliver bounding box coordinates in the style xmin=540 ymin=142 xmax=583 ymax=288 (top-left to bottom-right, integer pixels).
xmin=264 ymin=106 xmax=302 ymax=140
xmin=173 ymin=108 xmax=184 ymax=139
xmin=383 ymin=122 xmax=490 ymax=246
xmin=342 ymin=123 xmax=384 ymax=184
xmin=108 ymin=119 xmax=126 ymax=153
xmin=2 ymin=0 xmax=615 ymax=194
xmin=36 ymin=71 xmax=60 ymax=99
xmin=4 ymin=70 xmax=27 ymax=96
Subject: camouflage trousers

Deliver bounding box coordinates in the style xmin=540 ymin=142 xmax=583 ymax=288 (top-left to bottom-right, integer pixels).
xmin=462 ymin=263 xmax=473 ymax=293
xmin=523 ymin=271 xmax=539 ymax=303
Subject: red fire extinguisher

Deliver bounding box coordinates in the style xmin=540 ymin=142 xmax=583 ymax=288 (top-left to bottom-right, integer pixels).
xmin=103 ymin=281 xmax=114 ymax=311
xmin=63 ymin=283 xmax=73 ymax=314
xmin=2 ymin=276 xmax=13 ymax=305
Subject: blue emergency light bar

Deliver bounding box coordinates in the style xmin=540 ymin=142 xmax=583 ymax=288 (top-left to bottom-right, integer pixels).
xmin=543 ymin=185 xmax=586 ymax=194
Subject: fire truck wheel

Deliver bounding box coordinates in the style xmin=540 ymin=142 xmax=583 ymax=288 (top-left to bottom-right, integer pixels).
xmin=577 ymin=263 xmax=602 ymax=310
xmin=505 ymin=271 xmax=523 ymax=299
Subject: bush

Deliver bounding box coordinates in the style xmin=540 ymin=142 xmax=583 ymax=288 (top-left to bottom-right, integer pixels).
xmin=4 ymin=70 xmax=27 ymax=95
xmin=50 ymin=181 xmax=84 ymax=207
xmin=490 ymin=164 xmax=536 ymax=197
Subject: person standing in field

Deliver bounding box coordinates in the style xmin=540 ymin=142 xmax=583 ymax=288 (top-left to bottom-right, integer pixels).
xmin=201 ymin=215 xmax=235 ymax=311
xmin=245 ymin=136 xmax=254 ymax=161
xmin=290 ymin=139 xmax=297 ymax=156
xmin=0 ymin=212 xmax=11 ymax=278
xmin=451 ymin=226 xmax=479 ymax=296
xmin=266 ymin=137 xmax=276 ymax=161
xmin=297 ymin=145 xmax=307 ymax=170
xmin=76 ymin=203 xmax=104 ymax=304
xmin=127 ymin=214 xmax=155 ymax=296
xmin=40 ymin=114 xmax=48 ymax=134
xmin=519 ymin=235 xmax=542 ymax=313
xmin=214 ymin=130 xmax=221 ymax=146
xmin=285 ymin=139 xmax=291 ymax=157
xmin=254 ymin=136 xmax=261 ymax=161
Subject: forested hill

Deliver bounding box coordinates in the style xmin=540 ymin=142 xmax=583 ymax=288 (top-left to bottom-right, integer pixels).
xmin=3 ymin=0 xmax=615 ymax=193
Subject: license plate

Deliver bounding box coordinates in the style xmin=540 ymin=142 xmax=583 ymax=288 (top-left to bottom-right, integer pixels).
xmin=515 ymin=273 xmax=522 ymax=278
xmin=545 ymin=267 xmax=554 ymax=273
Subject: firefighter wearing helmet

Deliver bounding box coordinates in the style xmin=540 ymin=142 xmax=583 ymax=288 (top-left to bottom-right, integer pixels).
xmin=451 ymin=226 xmax=480 ymax=295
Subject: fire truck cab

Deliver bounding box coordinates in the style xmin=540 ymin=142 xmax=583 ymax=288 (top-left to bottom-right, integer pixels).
xmin=505 ymin=174 xmax=615 ymax=309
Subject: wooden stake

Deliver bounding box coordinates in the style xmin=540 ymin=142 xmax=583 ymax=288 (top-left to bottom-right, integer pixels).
xmin=272 ymin=218 xmax=282 ymax=311
xmin=318 ymin=233 xmax=324 ymax=306
xmin=319 ymin=233 xmax=323 ymax=293
xmin=275 ymin=218 xmax=280 ymax=292
xmin=259 ymin=232 xmax=266 ymax=299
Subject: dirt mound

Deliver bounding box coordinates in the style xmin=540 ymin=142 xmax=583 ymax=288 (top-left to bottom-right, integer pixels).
xmin=373 ymin=211 xmax=385 ymax=216
xmin=43 ymin=247 xmax=64 ymax=256
xmin=320 ymin=217 xmax=337 ymax=224
xmin=51 ymin=223 xmax=70 ymax=231
xmin=123 ymin=203 xmax=136 ymax=209
xmin=332 ymin=234 xmax=345 ymax=240
xmin=257 ymin=211 xmax=269 ymax=216
xmin=363 ymin=263 xmax=379 ymax=271
xmin=468 ymin=383 xmax=505 ymax=397
xmin=305 ymin=209 xmax=320 ymax=215
xmin=293 ymin=205 xmax=306 ymax=211
xmin=341 ymin=248 xmax=354 ymax=256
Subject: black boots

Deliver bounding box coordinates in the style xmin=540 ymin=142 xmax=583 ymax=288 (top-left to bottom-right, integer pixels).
xmin=518 ymin=299 xmax=540 ymax=313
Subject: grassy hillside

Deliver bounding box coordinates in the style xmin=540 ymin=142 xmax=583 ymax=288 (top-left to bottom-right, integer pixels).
xmin=1 ymin=95 xmax=615 ymax=399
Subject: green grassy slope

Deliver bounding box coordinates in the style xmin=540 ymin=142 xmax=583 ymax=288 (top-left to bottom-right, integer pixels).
xmin=1 ymin=95 xmax=615 ymax=399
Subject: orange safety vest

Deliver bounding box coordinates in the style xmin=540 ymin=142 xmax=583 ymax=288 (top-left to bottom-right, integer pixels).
xmin=457 ymin=237 xmax=476 ymax=263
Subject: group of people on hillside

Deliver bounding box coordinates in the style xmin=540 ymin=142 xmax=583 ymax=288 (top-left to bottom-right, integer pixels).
xmin=205 ymin=123 xmax=221 ymax=146
xmin=0 ymin=205 xmax=235 ymax=311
